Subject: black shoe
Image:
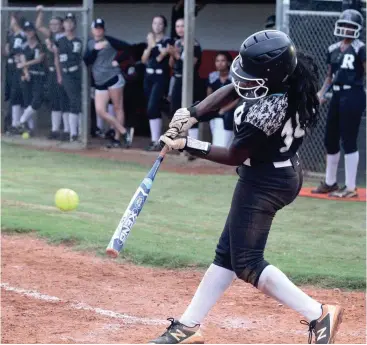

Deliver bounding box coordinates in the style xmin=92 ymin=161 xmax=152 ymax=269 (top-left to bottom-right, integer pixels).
xmin=105 ymin=128 xmax=115 ymax=140
xmin=145 ymin=141 xmax=161 ymax=152
xmin=95 ymin=128 xmax=105 ymax=138
xmin=106 ymin=139 xmax=123 ymax=148
xmin=70 ymin=135 xmax=78 ymax=142
xmin=47 ymin=131 xmax=59 ymax=140
xmin=60 ymin=132 xmax=70 ymax=141
xmin=122 ymin=128 xmax=133 ymax=148
xmin=149 ymin=318 xmax=203 ymax=344
xmin=301 ymin=304 xmax=343 ymax=344
xmin=6 ymin=127 xmax=19 ymax=136
xmin=16 ymin=123 xmax=27 ymax=134
xmin=311 ymin=181 xmax=339 ymax=194
xmin=329 ymin=186 xmax=358 ymax=198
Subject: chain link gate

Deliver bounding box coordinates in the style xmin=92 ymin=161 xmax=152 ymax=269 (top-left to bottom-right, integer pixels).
xmin=1 ymin=2 xmax=93 ymax=148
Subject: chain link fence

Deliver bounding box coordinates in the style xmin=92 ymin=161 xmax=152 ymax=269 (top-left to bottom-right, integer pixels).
xmin=1 ymin=5 xmax=91 ymax=147
xmin=285 ymin=10 xmax=341 ymax=173
xmin=284 ymin=8 xmax=366 ymax=175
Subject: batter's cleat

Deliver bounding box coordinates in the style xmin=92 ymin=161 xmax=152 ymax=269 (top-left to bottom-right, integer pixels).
xmin=301 ymin=304 xmax=344 ymax=344
xmin=149 ymin=318 xmax=204 ymax=344
xmin=329 ymin=186 xmax=358 ymax=198
xmin=311 ymin=181 xmax=339 ymax=194
xmin=122 ymin=129 xmax=132 ymax=148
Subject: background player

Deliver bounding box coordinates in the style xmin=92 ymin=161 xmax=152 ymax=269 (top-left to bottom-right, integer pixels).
xmin=35 ymin=5 xmax=69 ymax=140
xmin=141 ymin=15 xmax=173 ymax=151
xmin=54 ymin=13 xmax=83 ymax=142
xmin=5 ymin=12 xmax=26 ymax=134
xmin=312 ymin=9 xmax=366 ymax=198
xmin=16 ymin=21 xmax=46 ymax=135
xmin=84 ymin=18 xmax=132 ymax=148
xmin=151 ymin=30 xmax=343 ymax=344
xmin=207 ymin=51 xmax=238 ymax=147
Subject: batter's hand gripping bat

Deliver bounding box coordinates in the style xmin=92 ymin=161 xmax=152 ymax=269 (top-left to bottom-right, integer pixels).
xmin=106 ymin=145 xmax=169 ymax=258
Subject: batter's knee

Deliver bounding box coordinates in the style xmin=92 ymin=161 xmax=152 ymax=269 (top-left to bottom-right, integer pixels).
xmin=232 ymin=252 xmax=270 ymax=287
xmin=324 ymin=131 xmax=340 ymax=155
xmin=213 ymin=248 xmax=232 ymax=271
xmin=342 ymin=140 xmax=358 ymax=154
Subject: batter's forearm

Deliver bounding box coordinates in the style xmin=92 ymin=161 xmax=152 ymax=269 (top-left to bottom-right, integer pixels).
xmin=195 ymin=84 xmax=237 ymax=117
xmin=191 ymin=145 xmax=248 ymax=166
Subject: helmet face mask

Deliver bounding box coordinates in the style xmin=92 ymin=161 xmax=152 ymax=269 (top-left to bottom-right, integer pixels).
xmin=231 ymin=56 xmax=269 ymax=100
xmin=334 ymin=20 xmax=362 ymax=38
xmin=334 ymin=9 xmax=364 ymax=39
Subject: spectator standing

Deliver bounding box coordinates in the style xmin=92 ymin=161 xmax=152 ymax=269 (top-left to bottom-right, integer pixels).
xmin=35 ymin=5 xmax=69 ymax=140
xmin=54 ymin=13 xmax=83 ymax=142
xmin=170 ymin=0 xmax=206 ymax=39
xmin=16 ymin=21 xmax=46 ymax=135
xmin=169 ymin=18 xmax=202 ymax=141
xmin=207 ymin=52 xmax=239 ymax=147
xmin=84 ymin=18 xmax=132 ymax=148
xmin=5 ymin=12 xmax=26 ymax=134
xmin=141 ymin=15 xmax=173 ymax=151
xmin=313 ymin=9 xmax=366 ymax=198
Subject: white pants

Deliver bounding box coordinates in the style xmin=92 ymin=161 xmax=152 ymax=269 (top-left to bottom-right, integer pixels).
xmin=209 ymin=118 xmax=233 ymax=148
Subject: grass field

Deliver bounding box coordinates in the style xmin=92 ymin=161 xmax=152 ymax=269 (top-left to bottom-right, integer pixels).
xmin=1 ymin=143 xmax=366 ymax=289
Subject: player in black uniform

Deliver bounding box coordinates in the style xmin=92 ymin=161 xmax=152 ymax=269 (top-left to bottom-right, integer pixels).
xmin=54 ymin=13 xmax=83 ymax=142
xmin=313 ymin=9 xmax=366 ymax=198
xmin=5 ymin=13 xmax=26 ymax=134
xmin=207 ymin=51 xmax=238 ymax=147
xmin=35 ymin=5 xmax=69 ymax=140
xmin=150 ymin=30 xmax=343 ymax=345
xmin=16 ymin=21 xmax=46 ymax=135
xmin=141 ymin=15 xmax=173 ymax=151
xmin=169 ymin=18 xmax=202 ymax=142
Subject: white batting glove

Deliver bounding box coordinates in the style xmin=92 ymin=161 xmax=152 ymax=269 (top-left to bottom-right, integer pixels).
xmin=159 ymin=134 xmax=187 ymax=151
xmin=169 ymin=108 xmax=198 ymax=134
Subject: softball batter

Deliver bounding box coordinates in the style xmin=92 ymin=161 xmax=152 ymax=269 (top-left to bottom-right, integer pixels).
xmin=151 ymin=30 xmax=343 ymax=345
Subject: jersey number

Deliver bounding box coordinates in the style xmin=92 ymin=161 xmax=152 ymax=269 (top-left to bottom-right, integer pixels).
xmin=59 ymin=54 xmax=68 ymax=62
xmin=280 ymin=113 xmax=305 ymax=153
xmin=72 ymin=42 xmax=81 ymax=53
xmin=13 ymin=38 xmax=23 ymax=49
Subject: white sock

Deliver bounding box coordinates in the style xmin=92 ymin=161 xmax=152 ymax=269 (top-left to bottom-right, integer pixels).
xmin=210 ymin=118 xmax=227 ymax=147
xmin=27 ymin=118 xmax=35 ymax=130
xmin=345 ymin=151 xmax=359 ymax=190
xmin=97 ymin=115 xmax=105 ymax=130
xmin=188 ymin=128 xmax=199 ymax=140
xmin=179 ymin=264 xmax=236 ymax=327
xmin=325 ymin=152 xmax=340 ymax=186
xmin=149 ymin=118 xmax=162 ymax=142
xmin=12 ymin=105 xmax=22 ymax=127
xmin=20 ymin=106 xmax=36 ymax=124
xmin=258 ymin=265 xmax=322 ymax=322
xmin=62 ymin=113 xmax=70 ymax=133
xmin=78 ymin=114 xmax=82 ymax=136
xmin=223 ymin=130 xmax=234 ymax=148
xmin=51 ymin=111 xmax=62 ymax=132
xmin=69 ymin=113 xmax=79 ymax=137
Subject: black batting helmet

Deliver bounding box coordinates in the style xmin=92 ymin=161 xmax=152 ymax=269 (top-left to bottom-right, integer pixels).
xmin=230 ymin=29 xmax=297 ymax=100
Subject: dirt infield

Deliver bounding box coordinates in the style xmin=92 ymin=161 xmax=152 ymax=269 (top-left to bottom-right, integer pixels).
xmin=1 ymin=235 xmax=366 ymax=344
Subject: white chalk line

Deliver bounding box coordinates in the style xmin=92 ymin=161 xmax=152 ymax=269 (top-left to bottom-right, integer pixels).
xmin=1 ymin=282 xmax=365 ymax=338
xmin=1 ymin=282 xmax=164 ymax=326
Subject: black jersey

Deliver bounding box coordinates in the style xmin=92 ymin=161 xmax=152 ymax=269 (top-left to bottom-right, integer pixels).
xmin=56 ymin=36 xmax=83 ymax=68
xmin=173 ymin=38 xmax=202 ymax=76
xmin=327 ymin=39 xmax=366 ymax=86
xmin=232 ymin=93 xmax=304 ymax=163
xmin=146 ymin=37 xmax=173 ymax=74
xmin=8 ymin=31 xmax=27 ymax=63
xmin=46 ymin=33 xmax=65 ymax=68
xmin=207 ymin=71 xmax=231 ymax=91
xmin=23 ymin=42 xmax=46 ymax=73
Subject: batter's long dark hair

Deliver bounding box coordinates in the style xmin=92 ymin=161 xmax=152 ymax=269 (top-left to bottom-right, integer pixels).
xmin=287 ymin=51 xmax=319 ymax=129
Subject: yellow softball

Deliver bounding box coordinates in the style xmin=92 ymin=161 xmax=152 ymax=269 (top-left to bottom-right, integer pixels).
xmin=22 ymin=132 xmax=30 ymax=139
xmin=55 ymin=188 xmax=79 ymax=211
